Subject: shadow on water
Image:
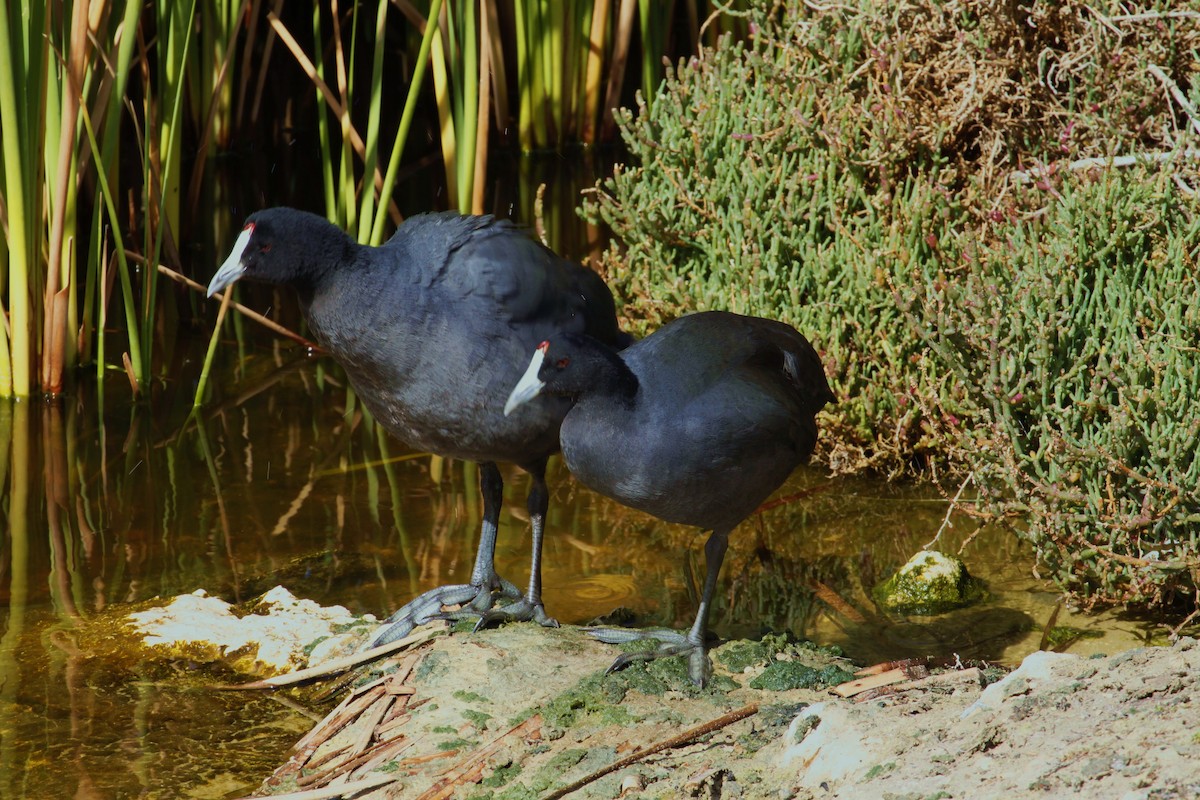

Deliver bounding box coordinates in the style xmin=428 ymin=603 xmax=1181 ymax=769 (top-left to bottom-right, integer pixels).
xmin=0 ymin=154 xmax=1174 ymax=797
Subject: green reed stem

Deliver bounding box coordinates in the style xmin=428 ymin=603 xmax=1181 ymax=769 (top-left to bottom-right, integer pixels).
xmin=79 ymin=101 xmax=140 ymax=394
xmin=551 ymin=0 xmax=568 ymax=143
xmin=430 ymin=4 xmax=458 ymax=209
xmin=81 ymin=0 xmax=141 ymax=374
xmin=156 ymin=1 xmax=189 ymax=251
xmin=513 ymin=0 xmax=533 ymax=151
xmin=145 ymin=0 xmax=199 ymax=386
xmin=370 ymin=0 xmax=444 ymax=246
xmin=194 ymin=288 xmax=235 ymax=408
xmin=332 ymin=0 xmax=358 ymax=230
xmin=0 ymin=1 xmax=38 ymax=397
xmin=457 ymin=0 xmax=478 ymax=211
xmin=312 ymin=6 xmax=336 ymax=216
xmin=482 ymin=0 xmax=508 ymax=130
xmin=356 ymin=0 xmax=389 ymax=243
xmin=638 ymin=0 xmax=662 ymax=102
xmin=531 ymin=0 xmax=548 ymax=146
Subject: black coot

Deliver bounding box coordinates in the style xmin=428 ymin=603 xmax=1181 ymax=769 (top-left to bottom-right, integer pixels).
xmin=504 ymin=311 xmax=834 ymax=686
xmin=208 ymin=208 xmax=628 ymax=645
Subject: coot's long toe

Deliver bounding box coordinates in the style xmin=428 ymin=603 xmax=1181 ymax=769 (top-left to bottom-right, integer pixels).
xmin=504 ymin=311 xmax=834 ymax=686
xmin=208 ymin=207 xmax=629 ymax=646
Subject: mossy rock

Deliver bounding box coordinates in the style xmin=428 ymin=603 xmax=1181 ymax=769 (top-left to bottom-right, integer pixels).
xmin=874 ymin=550 xmax=986 ymax=615
xmin=748 ymin=661 xmax=856 ymax=692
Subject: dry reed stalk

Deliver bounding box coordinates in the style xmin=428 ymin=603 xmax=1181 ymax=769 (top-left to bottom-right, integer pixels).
xmin=542 ymin=704 xmax=760 ymax=800
xmin=415 ymin=716 xmax=543 ymax=800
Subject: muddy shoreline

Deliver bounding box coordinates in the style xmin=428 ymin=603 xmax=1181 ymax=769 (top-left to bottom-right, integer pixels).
xmin=126 ymin=591 xmax=1200 ymax=799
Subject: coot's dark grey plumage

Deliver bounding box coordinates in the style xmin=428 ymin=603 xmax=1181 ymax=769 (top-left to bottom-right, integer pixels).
xmin=505 ymin=311 xmax=834 ymax=685
xmin=208 ymin=207 xmax=628 ymax=644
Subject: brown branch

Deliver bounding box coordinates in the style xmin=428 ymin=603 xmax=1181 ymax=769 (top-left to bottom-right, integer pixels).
xmin=224 ymin=626 xmax=443 ymax=689
xmin=542 ymin=704 xmax=759 ymax=800
xmin=808 ymin=579 xmax=867 ymax=624
xmin=148 ymin=258 xmax=320 ymax=350
xmin=229 ymin=771 xmax=399 ymax=800
xmin=601 ymin=0 xmax=638 ymax=142
xmin=415 ymin=716 xmax=544 ymax=800
xmin=295 ymin=711 xmax=409 ymax=787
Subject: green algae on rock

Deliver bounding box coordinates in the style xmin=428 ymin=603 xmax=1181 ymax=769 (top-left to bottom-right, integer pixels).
xmin=749 ymin=662 xmax=857 ymax=692
xmin=874 ymin=550 xmax=986 ymax=616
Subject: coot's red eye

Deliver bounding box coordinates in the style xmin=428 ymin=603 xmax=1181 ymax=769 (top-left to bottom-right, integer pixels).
xmin=261 ymin=243 xmax=272 ymax=253
xmin=556 ymin=357 xmax=569 ymax=369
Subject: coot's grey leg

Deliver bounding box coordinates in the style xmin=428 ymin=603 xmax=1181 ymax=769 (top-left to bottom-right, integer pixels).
xmin=589 ymin=528 xmax=730 ymax=687
xmin=370 ymin=461 xmax=520 ymax=646
xmin=467 ymin=459 xmax=559 ymax=630
xmin=466 ymin=461 xmax=523 ymax=604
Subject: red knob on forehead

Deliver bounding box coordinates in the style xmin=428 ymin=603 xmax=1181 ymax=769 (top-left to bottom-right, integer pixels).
xmin=243 ymin=222 xmax=256 ymax=233
xmin=537 ymin=341 xmax=550 ymax=353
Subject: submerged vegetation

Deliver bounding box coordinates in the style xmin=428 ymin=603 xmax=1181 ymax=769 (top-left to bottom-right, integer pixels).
xmin=585 ymin=0 xmax=1200 ymax=610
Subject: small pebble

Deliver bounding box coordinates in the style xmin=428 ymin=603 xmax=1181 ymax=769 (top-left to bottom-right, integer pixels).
xmin=620 ymin=772 xmax=645 ymax=797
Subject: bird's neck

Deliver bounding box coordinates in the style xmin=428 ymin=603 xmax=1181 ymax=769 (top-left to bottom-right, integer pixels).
xmin=577 ymin=345 xmax=639 ymax=407
xmin=295 ymin=233 xmax=362 ymax=308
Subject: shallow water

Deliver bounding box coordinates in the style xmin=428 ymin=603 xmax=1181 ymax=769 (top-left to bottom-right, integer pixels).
xmin=0 ymin=347 xmax=1170 ymax=799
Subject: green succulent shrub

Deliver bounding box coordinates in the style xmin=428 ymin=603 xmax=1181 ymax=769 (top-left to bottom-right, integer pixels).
xmin=583 ymin=0 xmax=1200 ymax=609
xmin=905 ymin=168 xmax=1200 ymax=609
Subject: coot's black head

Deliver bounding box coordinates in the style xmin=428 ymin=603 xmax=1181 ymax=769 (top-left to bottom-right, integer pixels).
xmin=504 ymin=336 xmax=633 ymax=416
xmin=207 ymin=208 xmax=355 ymax=298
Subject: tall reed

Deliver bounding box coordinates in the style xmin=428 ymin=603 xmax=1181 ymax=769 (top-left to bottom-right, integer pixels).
xmin=2 ymin=0 xmax=715 ymax=399
xmin=2 ymin=1 xmax=219 ymax=397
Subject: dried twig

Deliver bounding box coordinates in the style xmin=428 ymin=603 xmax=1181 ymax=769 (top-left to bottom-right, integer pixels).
xmin=348 ymin=736 xmax=415 ymax=779
xmin=1169 ymin=604 xmax=1200 ymax=639
xmin=1147 ymin=64 xmax=1200 ymax=136
xmin=297 ymin=727 xmax=411 ymax=788
xmin=837 ymin=656 xmax=987 ymax=699
xmin=347 ymin=696 xmax=393 ymax=760
xmin=416 ymin=716 xmax=544 ymax=800
xmin=150 ymin=258 xmax=319 ymax=349
xmin=1037 ymin=599 xmax=1065 ymax=652
xmin=230 ymin=770 xmax=399 ymax=800
xmin=533 ymin=182 xmax=548 ymax=246
xmin=923 ymin=470 xmax=974 ymax=550
xmin=853 ymin=666 xmax=984 ymax=702
xmin=1010 ymin=148 xmax=1200 ymax=184
xmin=303 ymin=743 xmax=352 ymax=775
xmin=541 ymin=704 xmax=759 ymax=800
xmin=833 ymin=667 xmax=912 ymax=698
xmin=225 ymin=626 xmax=442 ymax=689
xmin=294 ymin=684 xmax=388 ymax=758
xmin=853 ymin=657 xmax=937 ymax=677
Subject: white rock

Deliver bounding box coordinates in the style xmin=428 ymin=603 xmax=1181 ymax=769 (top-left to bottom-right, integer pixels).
xmin=960 ymin=650 xmax=1078 ymax=719
xmin=775 ymin=702 xmax=889 ymax=788
xmin=127 ymin=586 xmax=368 ymax=674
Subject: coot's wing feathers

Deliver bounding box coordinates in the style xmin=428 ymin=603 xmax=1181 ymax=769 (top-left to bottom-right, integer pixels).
xmin=391 ymin=213 xmax=623 ymax=347
xmin=630 ymin=312 xmax=834 ymax=413
xmin=601 ymin=312 xmax=830 ymax=528
xmin=738 ymin=315 xmax=836 ymax=416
